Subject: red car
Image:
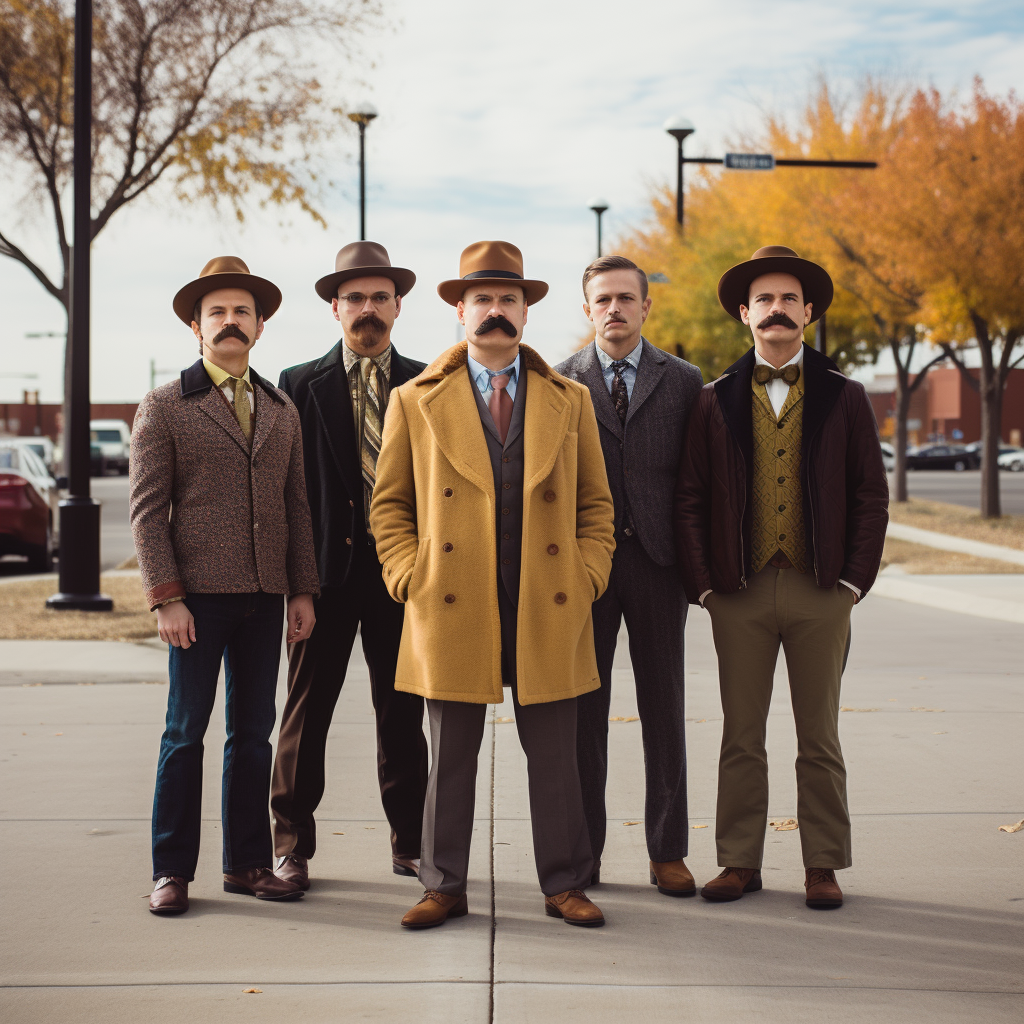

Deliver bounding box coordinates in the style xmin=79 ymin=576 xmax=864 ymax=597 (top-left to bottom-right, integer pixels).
xmin=0 ymin=443 xmax=59 ymax=572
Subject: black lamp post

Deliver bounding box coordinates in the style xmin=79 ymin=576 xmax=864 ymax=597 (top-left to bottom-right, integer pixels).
xmin=589 ymin=197 xmax=609 ymax=259
xmin=348 ymin=102 xmax=378 ymax=241
xmin=47 ymin=0 xmax=111 ymax=611
xmin=663 ymin=115 xmax=695 ymax=230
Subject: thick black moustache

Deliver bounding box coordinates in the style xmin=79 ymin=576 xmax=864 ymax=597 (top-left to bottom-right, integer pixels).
xmin=475 ymin=315 xmax=518 ymax=338
xmin=212 ymin=324 xmax=250 ymax=345
xmin=352 ymin=312 xmax=388 ymax=334
xmin=757 ymin=311 xmax=798 ymax=330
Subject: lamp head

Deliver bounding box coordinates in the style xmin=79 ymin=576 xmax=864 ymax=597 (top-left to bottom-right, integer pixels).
xmin=663 ymin=115 xmax=695 ymax=142
xmin=348 ymin=102 xmax=378 ymax=126
xmin=589 ymin=196 xmax=610 ymax=215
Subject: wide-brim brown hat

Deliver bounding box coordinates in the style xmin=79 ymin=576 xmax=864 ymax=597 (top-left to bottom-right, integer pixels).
xmin=314 ymin=241 xmax=416 ymax=302
xmin=437 ymin=240 xmax=548 ymax=306
xmin=173 ymin=256 xmax=282 ymax=325
xmin=718 ymin=245 xmax=833 ymax=324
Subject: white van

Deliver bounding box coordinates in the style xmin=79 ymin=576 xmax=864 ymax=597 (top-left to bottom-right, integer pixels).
xmin=89 ymin=419 xmax=132 ymax=475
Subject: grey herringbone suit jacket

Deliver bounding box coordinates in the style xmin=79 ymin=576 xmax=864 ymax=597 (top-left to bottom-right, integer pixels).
xmin=556 ymin=339 xmax=703 ymax=566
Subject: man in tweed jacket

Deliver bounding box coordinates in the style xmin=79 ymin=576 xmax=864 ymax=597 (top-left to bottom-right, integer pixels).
xmin=556 ymin=255 xmax=704 ymax=896
xmin=130 ymin=257 xmax=320 ymax=915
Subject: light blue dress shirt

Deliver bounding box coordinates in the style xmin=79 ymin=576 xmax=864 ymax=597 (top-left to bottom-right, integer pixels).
xmin=595 ymin=338 xmax=642 ymax=401
xmin=468 ymin=351 xmax=520 ymax=402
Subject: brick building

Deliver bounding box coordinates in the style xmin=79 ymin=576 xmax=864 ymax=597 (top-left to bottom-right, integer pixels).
xmin=0 ymin=398 xmax=140 ymax=443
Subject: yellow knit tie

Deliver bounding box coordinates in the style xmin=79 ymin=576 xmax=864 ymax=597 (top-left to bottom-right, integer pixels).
xmin=228 ymin=376 xmax=252 ymax=441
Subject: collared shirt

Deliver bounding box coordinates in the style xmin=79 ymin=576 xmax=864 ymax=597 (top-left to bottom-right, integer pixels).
xmin=342 ymin=341 xmax=392 ymax=433
xmin=595 ymin=337 xmax=643 ymax=402
xmin=468 ymin=351 xmax=520 ymax=402
xmin=203 ymin=357 xmax=254 ymax=413
xmin=754 ymin=346 xmax=803 ymax=419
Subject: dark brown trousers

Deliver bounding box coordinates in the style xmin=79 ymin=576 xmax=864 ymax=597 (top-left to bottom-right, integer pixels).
xmin=271 ymin=543 xmax=428 ymax=858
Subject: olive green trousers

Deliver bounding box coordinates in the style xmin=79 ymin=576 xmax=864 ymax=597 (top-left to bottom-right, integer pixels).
xmin=706 ymin=566 xmax=855 ymax=870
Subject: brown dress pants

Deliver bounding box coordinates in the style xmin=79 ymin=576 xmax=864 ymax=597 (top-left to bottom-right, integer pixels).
xmin=706 ymin=566 xmax=855 ymax=870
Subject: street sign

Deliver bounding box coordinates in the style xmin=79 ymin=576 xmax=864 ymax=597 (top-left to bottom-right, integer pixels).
xmin=724 ymin=152 xmax=775 ymax=171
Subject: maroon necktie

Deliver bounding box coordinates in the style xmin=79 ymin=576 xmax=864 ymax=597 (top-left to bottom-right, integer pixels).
xmin=488 ymin=373 xmax=513 ymax=445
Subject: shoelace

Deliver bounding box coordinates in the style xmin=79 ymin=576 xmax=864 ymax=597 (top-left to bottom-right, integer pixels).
xmin=556 ymin=889 xmax=587 ymax=903
xmin=806 ymin=868 xmax=833 ymax=886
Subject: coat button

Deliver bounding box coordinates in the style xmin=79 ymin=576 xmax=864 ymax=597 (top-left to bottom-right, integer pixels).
xmin=777 ymin=476 xmax=785 ymax=484
xmin=444 ymin=593 xmax=456 ymax=604
xmin=349 ymin=499 xmax=355 ymax=507
xmin=345 ymin=537 xmax=352 ymax=545
xmin=778 ymin=504 xmax=786 ymax=512
xmin=503 ymin=482 xmax=511 ymax=489
xmin=777 ymin=448 xmax=785 ymax=456
xmin=544 ymin=490 xmax=556 ymax=502
xmin=502 ymin=558 xmax=511 ymax=565
xmin=502 ymin=507 xmax=510 ymax=515
xmin=503 ymin=456 xmax=510 ymax=463
xmin=443 ymin=487 xmax=453 ymax=497
xmin=503 ymin=533 xmax=511 ymax=540
xmin=443 ymin=542 xmax=453 ymax=553
xmin=547 ymin=544 xmax=558 ymax=555
xmin=554 ymin=592 xmax=567 ymax=604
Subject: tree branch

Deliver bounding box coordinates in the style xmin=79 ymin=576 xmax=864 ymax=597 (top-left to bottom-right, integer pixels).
xmin=0 ymin=226 xmax=65 ymax=305
xmin=939 ymin=344 xmax=980 ymax=392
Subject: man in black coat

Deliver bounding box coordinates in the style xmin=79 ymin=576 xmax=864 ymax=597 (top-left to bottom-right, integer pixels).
xmin=557 ymin=255 xmax=704 ymax=896
xmin=271 ymin=242 xmax=428 ymax=887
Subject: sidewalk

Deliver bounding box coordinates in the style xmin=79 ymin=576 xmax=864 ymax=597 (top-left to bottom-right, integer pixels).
xmin=1 ymin=596 xmax=1021 ymax=1022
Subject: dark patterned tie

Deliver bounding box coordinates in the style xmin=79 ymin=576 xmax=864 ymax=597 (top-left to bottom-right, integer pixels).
xmin=610 ymin=360 xmax=630 ymax=425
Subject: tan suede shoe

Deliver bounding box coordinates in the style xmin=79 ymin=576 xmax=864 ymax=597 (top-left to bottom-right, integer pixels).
xmin=401 ymin=890 xmax=468 ymax=929
xmin=700 ymin=867 xmax=762 ymax=902
xmin=149 ymin=876 xmax=189 ymax=914
xmin=544 ymin=889 xmax=605 ymax=927
xmin=650 ymin=859 xmax=697 ymax=897
xmin=223 ymin=866 xmax=304 ymax=900
xmin=275 ymin=854 xmax=310 ymax=891
xmin=805 ymin=868 xmax=843 ymax=908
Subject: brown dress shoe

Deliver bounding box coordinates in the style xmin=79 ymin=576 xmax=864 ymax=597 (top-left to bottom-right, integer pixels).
xmin=650 ymin=859 xmax=697 ymax=897
xmin=805 ymin=868 xmax=843 ymax=908
xmin=392 ymin=854 xmax=420 ymax=877
xmin=544 ymin=889 xmax=605 ymax=927
xmin=149 ymin=876 xmax=189 ymax=914
xmin=700 ymin=867 xmax=762 ymax=902
xmin=223 ymin=866 xmax=304 ymax=900
xmin=401 ymin=890 xmax=468 ymax=929
xmin=274 ymin=855 xmax=310 ymax=891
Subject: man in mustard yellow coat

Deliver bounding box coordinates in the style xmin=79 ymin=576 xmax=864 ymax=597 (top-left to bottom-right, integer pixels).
xmin=370 ymin=241 xmax=615 ymax=929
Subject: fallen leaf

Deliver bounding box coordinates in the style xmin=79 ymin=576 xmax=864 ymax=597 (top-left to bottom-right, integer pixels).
xmin=494 ymin=717 xmax=514 ymax=723
xmin=998 ymin=819 xmax=1024 ymax=834
xmin=243 ymin=988 xmax=262 ymax=994
xmin=609 ymin=716 xmax=638 ymax=722
xmin=918 ymin=676 xmax=927 ymax=680
xmin=332 ymin=832 xmax=345 ymax=835
xmin=910 ymin=707 xmax=944 ymax=712
xmin=364 ymin=826 xmax=375 ymax=830
xmin=888 ymin=699 xmax=897 ymax=702
xmin=54 ymin=732 xmax=63 ymax=736
xmin=769 ymin=819 xmax=799 ymax=831
xmin=840 ymin=707 xmax=879 ymax=713
xmin=933 ymin=731 xmax=947 ymax=735
xmin=692 ymin=824 xmax=709 ymax=829
xmin=622 ymin=821 xmax=642 ymax=826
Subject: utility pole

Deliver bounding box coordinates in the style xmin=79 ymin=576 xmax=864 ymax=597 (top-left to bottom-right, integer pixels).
xmin=348 ymin=103 xmax=378 ymax=241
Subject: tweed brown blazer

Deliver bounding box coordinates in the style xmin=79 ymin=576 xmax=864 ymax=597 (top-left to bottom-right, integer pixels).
xmin=130 ymin=359 xmax=320 ymax=610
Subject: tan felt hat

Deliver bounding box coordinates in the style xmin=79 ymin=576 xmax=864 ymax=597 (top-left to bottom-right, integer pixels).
xmin=172 ymin=256 xmax=282 ymax=325
xmin=437 ymin=241 xmax=548 ymax=306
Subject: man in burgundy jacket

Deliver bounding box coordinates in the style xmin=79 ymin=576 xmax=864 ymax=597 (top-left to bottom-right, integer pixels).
xmin=674 ymin=246 xmax=888 ymax=909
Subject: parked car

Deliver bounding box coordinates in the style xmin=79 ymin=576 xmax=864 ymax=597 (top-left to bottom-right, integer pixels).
xmin=905 ymin=444 xmax=979 ymax=471
xmin=965 ymin=441 xmax=1021 ymax=459
xmin=997 ymin=447 xmax=1024 ymax=472
xmin=6 ymin=436 xmax=58 ymax=475
xmin=879 ymin=441 xmax=895 ymax=472
xmin=89 ymin=419 xmax=132 ymax=475
xmin=0 ymin=443 xmax=60 ymax=571
xmin=90 ymin=442 xmax=107 ymax=478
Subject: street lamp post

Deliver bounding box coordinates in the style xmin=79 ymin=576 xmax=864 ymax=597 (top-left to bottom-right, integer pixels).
xmin=663 ymin=115 xmax=695 ymax=230
xmin=348 ymin=102 xmax=378 ymax=240
xmin=47 ymin=0 xmax=111 ymax=611
xmin=588 ymin=197 xmax=609 ymax=259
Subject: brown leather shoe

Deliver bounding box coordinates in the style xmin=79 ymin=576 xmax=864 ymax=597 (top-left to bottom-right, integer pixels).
xmin=650 ymin=859 xmax=697 ymax=897
xmin=149 ymin=876 xmax=189 ymax=914
xmin=224 ymin=866 xmax=304 ymax=900
xmin=805 ymin=868 xmax=843 ymax=908
xmin=393 ymin=854 xmax=420 ymax=877
xmin=401 ymin=890 xmax=468 ymax=929
xmin=274 ymin=854 xmax=310 ymax=891
xmin=544 ymin=889 xmax=605 ymax=927
xmin=700 ymin=867 xmax=762 ymax=902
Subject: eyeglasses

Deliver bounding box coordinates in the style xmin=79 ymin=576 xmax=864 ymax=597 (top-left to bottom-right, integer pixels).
xmin=338 ymin=292 xmax=396 ymax=307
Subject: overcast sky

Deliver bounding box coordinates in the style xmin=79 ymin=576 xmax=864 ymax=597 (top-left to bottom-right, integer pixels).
xmin=2 ymin=0 xmax=1023 ymax=403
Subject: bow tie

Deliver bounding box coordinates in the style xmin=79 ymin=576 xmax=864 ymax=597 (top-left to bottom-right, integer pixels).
xmin=754 ymin=363 xmax=800 ymax=386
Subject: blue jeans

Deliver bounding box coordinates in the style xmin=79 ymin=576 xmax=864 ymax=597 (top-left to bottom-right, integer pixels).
xmin=152 ymin=592 xmax=284 ymax=880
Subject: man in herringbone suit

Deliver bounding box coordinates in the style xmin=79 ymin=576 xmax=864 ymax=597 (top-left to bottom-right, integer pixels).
xmin=556 ymin=255 xmax=703 ymax=896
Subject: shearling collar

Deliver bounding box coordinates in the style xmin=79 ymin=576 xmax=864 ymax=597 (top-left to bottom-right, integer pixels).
xmin=417 ymin=341 xmax=565 ymax=389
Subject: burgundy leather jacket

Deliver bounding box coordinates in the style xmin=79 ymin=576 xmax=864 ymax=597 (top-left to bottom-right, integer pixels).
xmin=673 ymin=345 xmax=889 ymax=604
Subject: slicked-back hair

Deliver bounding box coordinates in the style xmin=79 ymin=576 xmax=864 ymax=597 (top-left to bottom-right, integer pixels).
xmin=582 ymin=255 xmax=648 ymax=302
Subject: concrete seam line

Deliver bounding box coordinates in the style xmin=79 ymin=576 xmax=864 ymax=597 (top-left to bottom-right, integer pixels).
xmin=871 ymin=578 xmax=1024 ymax=624
xmin=886 ymin=522 xmax=1024 ymax=565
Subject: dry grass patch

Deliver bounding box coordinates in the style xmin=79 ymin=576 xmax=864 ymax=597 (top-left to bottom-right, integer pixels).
xmin=880 ymin=538 xmax=1022 ymax=575
xmin=0 ymin=574 xmax=155 ymax=641
xmin=888 ymin=498 xmax=1024 ymax=551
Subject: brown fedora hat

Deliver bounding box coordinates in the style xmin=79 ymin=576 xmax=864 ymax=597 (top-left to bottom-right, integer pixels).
xmin=172 ymin=256 xmax=282 ymax=325
xmin=437 ymin=241 xmax=549 ymax=306
xmin=718 ymin=245 xmax=833 ymax=324
xmin=314 ymin=241 xmax=416 ymax=302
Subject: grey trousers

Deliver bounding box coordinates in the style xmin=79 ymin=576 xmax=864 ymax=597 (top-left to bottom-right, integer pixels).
xmin=419 ymin=587 xmax=594 ymax=897
xmin=578 ymin=535 xmax=689 ymax=864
